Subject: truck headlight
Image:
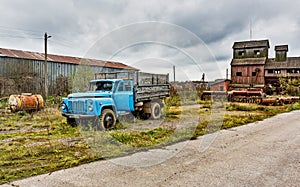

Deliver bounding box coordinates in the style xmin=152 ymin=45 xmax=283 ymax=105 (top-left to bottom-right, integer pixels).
xmin=61 ymin=103 xmax=66 ymax=110
xmin=88 ymin=106 xmax=93 ymax=111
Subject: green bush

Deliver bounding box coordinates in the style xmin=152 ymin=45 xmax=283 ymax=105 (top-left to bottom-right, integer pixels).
xmin=0 ymin=100 xmax=8 ymax=109
xmin=286 ymin=102 xmax=300 ymax=111
xmin=226 ymin=103 xmax=268 ymax=111
xmin=165 ymin=96 xmax=181 ymax=106
xmin=46 ymin=96 xmax=63 ymax=106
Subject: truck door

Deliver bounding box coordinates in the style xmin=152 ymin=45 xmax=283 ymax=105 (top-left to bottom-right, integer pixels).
xmin=113 ymin=80 xmax=134 ymax=111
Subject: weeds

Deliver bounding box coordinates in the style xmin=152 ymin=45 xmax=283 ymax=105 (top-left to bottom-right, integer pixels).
xmin=0 ymin=109 xmax=100 ymax=184
xmin=110 ymin=128 xmax=175 ymax=147
xmin=0 ymin=101 xmax=299 ymax=184
xmin=286 ymin=102 xmax=300 ymax=111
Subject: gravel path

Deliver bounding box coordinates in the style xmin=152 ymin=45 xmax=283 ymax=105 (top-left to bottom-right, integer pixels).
xmin=2 ymin=110 xmax=300 ymax=187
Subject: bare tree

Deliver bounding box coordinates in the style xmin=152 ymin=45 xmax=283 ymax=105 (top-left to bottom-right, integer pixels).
xmin=72 ymin=61 xmax=94 ymax=92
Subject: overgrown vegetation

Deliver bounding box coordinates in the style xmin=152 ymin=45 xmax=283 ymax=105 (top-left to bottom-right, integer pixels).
xmin=278 ymin=76 xmax=300 ymax=96
xmin=110 ymin=127 xmax=175 ymax=147
xmin=0 ymin=109 xmax=101 ymax=183
xmin=0 ymin=98 xmax=299 ymax=184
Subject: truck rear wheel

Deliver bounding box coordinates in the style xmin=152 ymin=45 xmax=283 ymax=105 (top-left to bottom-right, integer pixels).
xmin=151 ymin=102 xmax=162 ymax=120
xmin=99 ymin=109 xmax=116 ymax=130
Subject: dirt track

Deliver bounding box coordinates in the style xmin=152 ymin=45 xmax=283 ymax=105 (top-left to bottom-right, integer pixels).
xmin=3 ymin=110 xmax=300 ymax=187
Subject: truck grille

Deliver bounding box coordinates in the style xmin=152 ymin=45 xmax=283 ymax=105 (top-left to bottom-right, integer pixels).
xmin=71 ymin=100 xmax=86 ymax=114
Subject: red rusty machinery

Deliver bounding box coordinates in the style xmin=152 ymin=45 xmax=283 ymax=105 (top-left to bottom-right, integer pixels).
xmin=201 ymin=91 xmax=227 ymax=101
xmin=202 ymin=89 xmax=299 ymax=105
xmin=227 ymin=89 xmax=263 ymax=104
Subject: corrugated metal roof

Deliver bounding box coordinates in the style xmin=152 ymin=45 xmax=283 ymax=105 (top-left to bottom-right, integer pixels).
xmin=209 ymin=79 xmax=230 ymax=86
xmin=233 ymin=40 xmax=270 ymax=49
xmin=275 ymin=45 xmax=288 ymax=51
xmin=265 ymin=57 xmax=300 ymax=69
xmin=231 ymin=57 xmax=267 ymax=66
xmin=0 ymin=47 xmax=137 ymax=70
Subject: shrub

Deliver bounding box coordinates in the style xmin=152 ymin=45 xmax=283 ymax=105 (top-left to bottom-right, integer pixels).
xmin=286 ymin=102 xmax=300 ymax=111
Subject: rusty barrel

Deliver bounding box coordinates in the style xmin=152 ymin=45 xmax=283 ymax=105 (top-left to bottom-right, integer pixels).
xmin=8 ymin=93 xmax=44 ymax=112
xmin=261 ymin=97 xmax=278 ymax=105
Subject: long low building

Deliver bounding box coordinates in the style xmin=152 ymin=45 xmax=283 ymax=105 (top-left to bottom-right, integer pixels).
xmin=0 ymin=48 xmax=137 ymax=96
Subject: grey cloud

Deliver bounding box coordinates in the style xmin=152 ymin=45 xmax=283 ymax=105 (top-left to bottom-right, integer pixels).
xmin=1 ymin=0 xmax=300 ymax=80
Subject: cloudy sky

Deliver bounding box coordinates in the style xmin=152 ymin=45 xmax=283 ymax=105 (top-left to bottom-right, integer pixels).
xmin=1 ymin=0 xmax=300 ymax=81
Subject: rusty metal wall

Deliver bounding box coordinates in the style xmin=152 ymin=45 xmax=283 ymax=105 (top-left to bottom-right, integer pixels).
xmin=231 ymin=65 xmax=265 ymax=85
xmin=0 ymin=56 xmax=132 ymax=96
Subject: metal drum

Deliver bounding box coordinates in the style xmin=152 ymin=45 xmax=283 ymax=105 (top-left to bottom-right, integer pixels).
xmin=8 ymin=93 xmax=44 ymax=112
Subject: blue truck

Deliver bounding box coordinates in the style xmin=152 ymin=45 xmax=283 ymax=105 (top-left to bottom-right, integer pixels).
xmin=61 ymin=71 xmax=170 ymax=130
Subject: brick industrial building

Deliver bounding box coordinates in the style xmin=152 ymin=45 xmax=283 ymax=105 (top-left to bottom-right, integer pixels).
xmin=230 ymin=39 xmax=300 ymax=93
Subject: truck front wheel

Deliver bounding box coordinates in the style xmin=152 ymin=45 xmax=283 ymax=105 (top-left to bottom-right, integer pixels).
xmin=99 ymin=109 xmax=116 ymax=130
xmin=67 ymin=118 xmax=77 ymax=127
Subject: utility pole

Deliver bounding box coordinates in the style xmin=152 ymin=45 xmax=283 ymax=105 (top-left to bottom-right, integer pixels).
xmin=173 ymin=65 xmax=176 ymax=82
xmin=44 ymin=32 xmax=51 ymax=98
xmin=226 ymin=68 xmax=229 ymax=79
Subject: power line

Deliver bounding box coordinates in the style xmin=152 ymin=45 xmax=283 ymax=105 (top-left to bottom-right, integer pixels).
xmin=0 ymin=25 xmax=43 ymax=36
xmin=50 ymin=35 xmax=74 ymax=47
xmin=49 ymin=39 xmax=73 ymax=48
xmin=0 ymin=25 xmax=77 ymax=50
xmin=0 ymin=34 xmax=42 ymax=39
xmin=0 ymin=25 xmax=44 ymax=40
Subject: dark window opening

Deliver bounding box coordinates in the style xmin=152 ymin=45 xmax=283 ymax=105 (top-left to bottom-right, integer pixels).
xmin=238 ymin=51 xmax=245 ymax=56
xmin=90 ymin=81 xmax=113 ymax=92
xmin=236 ymin=72 xmax=242 ymax=76
xmin=252 ymin=72 xmax=257 ymax=76
xmin=287 ymin=69 xmax=300 ymax=74
xmin=274 ymin=70 xmax=281 ymax=74
xmin=254 ymin=50 xmax=261 ymax=56
xmin=117 ymin=81 xmax=131 ymax=92
xmin=268 ymin=69 xmax=273 ymax=74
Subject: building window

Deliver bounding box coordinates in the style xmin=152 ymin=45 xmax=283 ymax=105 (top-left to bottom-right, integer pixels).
xmin=219 ymin=86 xmax=224 ymax=91
xmin=274 ymin=70 xmax=281 ymax=74
xmin=236 ymin=72 xmax=242 ymax=76
xmin=268 ymin=69 xmax=281 ymax=74
xmin=252 ymin=72 xmax=257 ymax=76
xmin=254 ymin=50 xmax=261 ymax=56
xmin=287 ymin=69 xmax=300 ymax=74
xmin=238 ymin=51 xmax=245 ymax=56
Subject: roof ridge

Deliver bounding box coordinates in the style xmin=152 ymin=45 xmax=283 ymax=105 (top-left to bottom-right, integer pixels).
xmin=0 ymin=47 xmax=137 ymax=70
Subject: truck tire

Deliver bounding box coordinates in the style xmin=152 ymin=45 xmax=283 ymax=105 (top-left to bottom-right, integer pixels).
xmin=67 ymin=118 xmax=77 ymax=127
xmin=99 ymin=109 xmax=116 ymax=130
xmin=151 ymin=102 xmax=162 ymax=120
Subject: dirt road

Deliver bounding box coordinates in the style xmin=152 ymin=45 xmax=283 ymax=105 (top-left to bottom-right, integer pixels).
xmin=3 ymin=110 xmax=300 ymax=187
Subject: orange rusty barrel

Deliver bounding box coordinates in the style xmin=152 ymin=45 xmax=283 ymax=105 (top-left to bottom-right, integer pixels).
xmin=261 ymin=97 xmax=278 ymax=105
xmin=8 ymin=93 xmax=44 ymax=112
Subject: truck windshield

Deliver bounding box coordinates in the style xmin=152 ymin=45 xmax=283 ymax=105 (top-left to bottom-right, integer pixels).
xmin=89 ymin=81 xmax=113 ymax=92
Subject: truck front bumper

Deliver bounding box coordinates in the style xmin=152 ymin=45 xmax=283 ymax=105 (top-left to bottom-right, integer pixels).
xmin=62 ymin=113 xmax=97 ymax=119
